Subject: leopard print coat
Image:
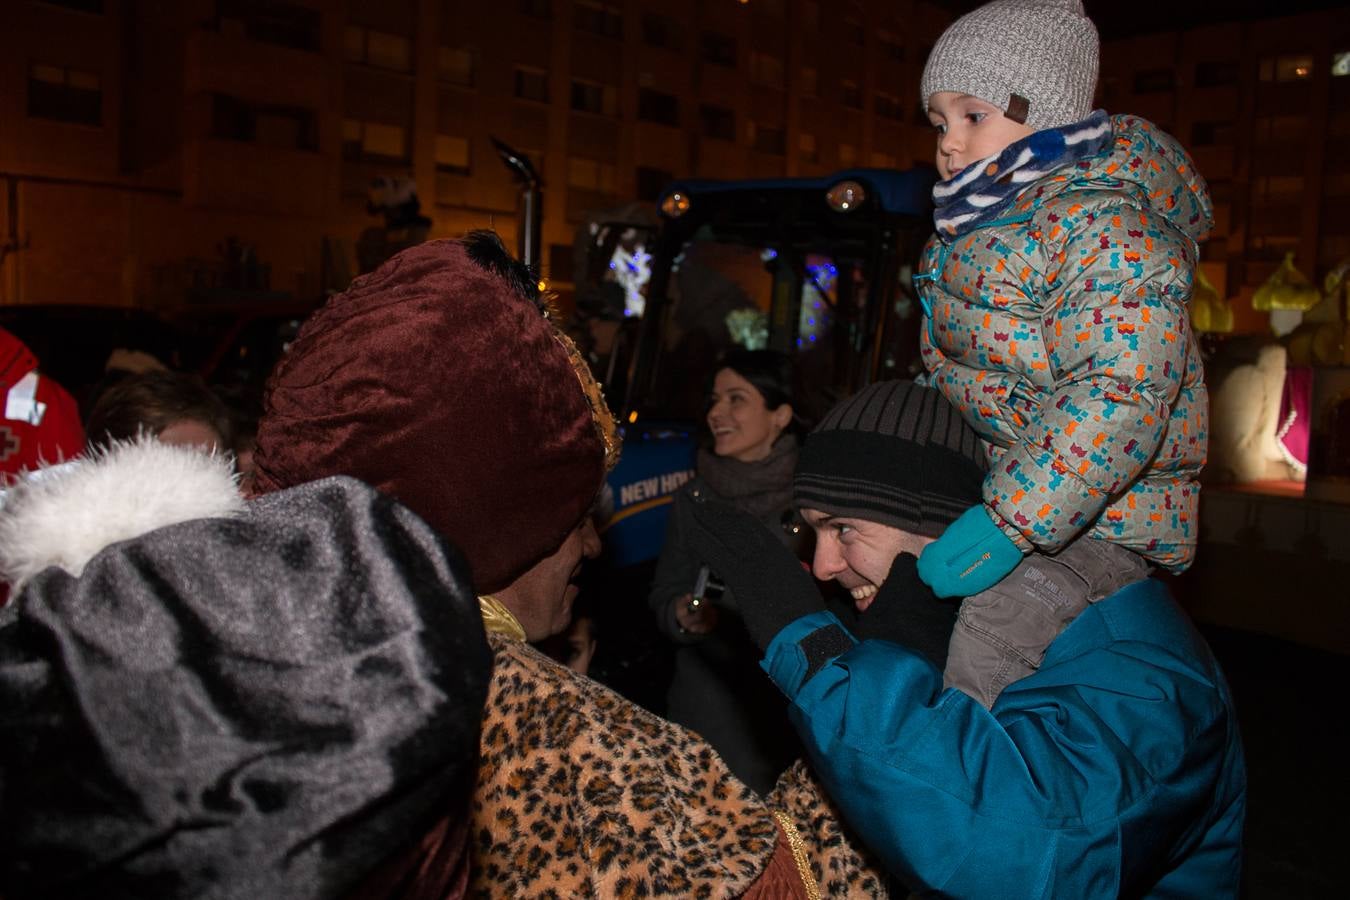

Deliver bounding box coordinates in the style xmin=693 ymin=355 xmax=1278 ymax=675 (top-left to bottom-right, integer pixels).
xmin=470 ymin=634 xmax=889 ymax=898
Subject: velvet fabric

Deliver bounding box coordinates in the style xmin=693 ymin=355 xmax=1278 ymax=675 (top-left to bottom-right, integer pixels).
xmin=0 ymin=476 xmax=492 ymax=900
xmin=252 ymin=239 xmax=607 ymax=593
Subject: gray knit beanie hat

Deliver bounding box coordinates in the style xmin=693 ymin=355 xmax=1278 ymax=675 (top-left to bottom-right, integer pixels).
xmin=794 ymin=381 xmax=986 ymax=539
xmin=921 ymin=0 xmax=1099 ymax=130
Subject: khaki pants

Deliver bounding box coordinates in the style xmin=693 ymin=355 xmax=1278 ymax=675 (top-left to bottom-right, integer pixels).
xmin=943 ymin=538 xmax=1151 ymax=708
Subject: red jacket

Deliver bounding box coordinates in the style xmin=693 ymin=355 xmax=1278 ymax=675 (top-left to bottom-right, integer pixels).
xmin=1 ymin=327 xmax=83 ymax=485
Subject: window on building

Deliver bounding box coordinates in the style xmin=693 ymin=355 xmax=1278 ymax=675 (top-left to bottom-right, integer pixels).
xmin=801 ymin=66 xmax=818 ymax=98
xmin=838 ymin=143 xmax=856 ymax=167
xmin=1332 ymin=51 xmax=1350 ymax=77
xmin=1259 ymin=54 xmax=1314 ymax=82
xmin=750 ymin=51 xmax=785 ymax=89
xmin=638 ymin=88 xmax=679 ymax=126
xmin=700 ymin=31 xmax=737 ymax=68
xmin=636 ymin=166 xmax=673 ymax=202
xmin=216 ymin=0 xmax=321 ymax=52
xmin=575 ymin=0 xmax=622 ymax=39
xmin=518 ymin=0 xmax=550 ymax=18
xmin=749 ymin=121 xmax=785 ymax=155
xmin=35 ymin=0 xmax=103 ymax=12
xmin=799 ymin=132 xmax=818 ymax=163
xmin=568 ymin=157 xmax=617 ymax=192
xmin=841 ymin=79 xmax=862 ymax=110
xmin=342 ymin=119 xmax=408 ymax=162
xmin=843 ymin=17 xmax=864 ymax=47
xmin=874 ymin=92 xmax=903 ymax=120
xmin=1253 ymin=114 xmax=1307 ymax=144
xmin=700 ymin=104 xmax=735 ymax=141
xmin=1132 ymin=69 xmax=1175 ymax=93
xmin=879 ymin=31 xmax=905 ymax=62
xmin=871 ymin=151 xmax=896 ymax=168
xmin=344 ymin=26 xmax=412 ymax=73
xmin=1194 ymin=60 xmax=1240 ymax=88
xmin=435 ymin=134 xmax=471 ymax=174
xmin=757 ymin=0 xmax=785 ymax=15
xmin=213 ymin=95 xmax=317 ymax=150
xmin=642 ymin=12 xmax=682 ymax=51
xmin=571 ymin=79 xmax=617 ymax=115
xmin=27 ymin=63 xmax=101 ymax=125
xmin=438 ymin=47 xmax=474 ymax=87
xmin=514 ymin=67 xmax=549 ymax=103
xmin=1190 ymin=120 xmax=1235 ymax=146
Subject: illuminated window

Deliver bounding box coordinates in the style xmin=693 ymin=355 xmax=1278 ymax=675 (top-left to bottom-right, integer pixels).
xmin=216 ymin=0 xmax=320 ymax=52
xmin=343 ymin=119 xmax=407 ymax=162
xmin=438 ymin=47 xmax=474 ymax=87
xmin=27 ymin=63 xmax=101 ymax=125
xmin=750 ymin=51 xmax=785 ymax=89
xmin=1259 ymin=54 xmax=1314 ymax=82
xmin=345 ymin=26 xmax=412 ymax=73
xmin=435 ymin=135 xmax=471 ymax=174
xmin=838 ymin=143 xmax=856 ymax=167
xmin=213 ymin=94 xmax=318 ymax=150
xmin=799 ymin=132 xmax=818 ymax=163
xmin=567 ymin=157 xmax=617 ymax=192
xmin=514 ymin=67 xmax=549 ymax=103
xmin=871 ymin=151 xmax=897 ymax=168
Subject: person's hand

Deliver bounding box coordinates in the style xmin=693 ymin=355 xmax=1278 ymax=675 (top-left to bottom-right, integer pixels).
xmin=849 ymin=553 xmax=960 ymax=668
xmin=917 ymin=505 xmax=1024 ymax=598
xmin=673 ymin=593 xmax=719 ymax=635
xmin=675 ymin=486 xmax=823 ymax=651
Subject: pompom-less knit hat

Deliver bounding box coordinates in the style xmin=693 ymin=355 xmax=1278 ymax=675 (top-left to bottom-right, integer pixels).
xmin=794 ymin=381 xmax=986 ymax=539
xmin=921 ymin=0 xmax=1099 ymax=130
xmin=252 ymin=233 xmax=619 ymax=594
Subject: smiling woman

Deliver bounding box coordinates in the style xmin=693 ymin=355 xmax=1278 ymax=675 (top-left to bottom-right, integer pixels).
xmin=648 ymin=347 xmax=809 ymax=794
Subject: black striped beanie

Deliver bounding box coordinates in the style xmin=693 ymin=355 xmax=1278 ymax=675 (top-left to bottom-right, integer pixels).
xmin=794 ymin=380 xmax=986 ymax=538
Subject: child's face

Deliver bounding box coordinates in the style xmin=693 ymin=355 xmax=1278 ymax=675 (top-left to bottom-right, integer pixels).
xmin=927 ymin=92 xmax=1035 ymax=181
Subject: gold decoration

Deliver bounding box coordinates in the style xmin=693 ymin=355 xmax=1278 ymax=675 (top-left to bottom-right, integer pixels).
xmin=772 ymin=811 xmax=822 ymax=900
xmin=1252 ymin=252 xmax=1321 ymax=312
xmin=478 ymin=594 xmax=526 ymax=641
xmin=1190 ymin=266 xmax=1233 ymax=333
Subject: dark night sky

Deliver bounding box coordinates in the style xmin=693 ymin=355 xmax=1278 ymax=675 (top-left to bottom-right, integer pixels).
xmin=935 ymin=0 xmax=1350 ymax=40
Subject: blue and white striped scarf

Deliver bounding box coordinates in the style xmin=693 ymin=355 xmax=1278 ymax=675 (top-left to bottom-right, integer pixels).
xmin=932 ymin=110 xmax=1113 ymax=239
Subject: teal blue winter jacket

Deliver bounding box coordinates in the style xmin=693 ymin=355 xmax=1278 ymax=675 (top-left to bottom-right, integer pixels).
xmin=762 ymin=579 xmax=1246 ymax=898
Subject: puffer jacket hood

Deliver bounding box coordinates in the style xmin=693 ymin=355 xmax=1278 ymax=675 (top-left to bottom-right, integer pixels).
xmin=1072 ymin=115 xmax=1214 ymax=248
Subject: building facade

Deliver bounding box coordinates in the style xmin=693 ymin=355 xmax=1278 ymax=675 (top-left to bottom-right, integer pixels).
xmin=0 ymin=0 xmax=951 ymax=309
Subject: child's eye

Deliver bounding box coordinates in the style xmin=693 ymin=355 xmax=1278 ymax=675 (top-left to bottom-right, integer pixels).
xmin=930 ymin=121 xmax=947 ymax=135
xmin=966 ymin=111 xmax=987 ymax=125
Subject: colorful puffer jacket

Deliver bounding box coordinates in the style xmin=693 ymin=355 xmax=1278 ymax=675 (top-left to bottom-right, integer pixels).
xmin=917 ymin=115 xmax=1212 ymax=571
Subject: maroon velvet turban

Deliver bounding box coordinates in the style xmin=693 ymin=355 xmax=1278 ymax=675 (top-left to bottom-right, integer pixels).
xmin=252 ymin=236 xmax=619 ymax=593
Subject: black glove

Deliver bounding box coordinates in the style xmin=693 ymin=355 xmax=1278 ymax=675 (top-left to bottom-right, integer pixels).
xmin=842 ymin=553 xmax=959 ymax=669
xmin=674 ymin=486 xmax=825 ymax=651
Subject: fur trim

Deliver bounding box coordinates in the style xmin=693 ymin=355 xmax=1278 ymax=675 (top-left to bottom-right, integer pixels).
xmin=0 ymin=437 xmax=243 ymax=590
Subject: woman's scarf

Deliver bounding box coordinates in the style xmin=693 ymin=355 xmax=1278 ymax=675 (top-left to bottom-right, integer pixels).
xmin=932 ymin=110 xmax=1113 ymax=239
xmin=697 ymin=434 xmax=799 ymax=525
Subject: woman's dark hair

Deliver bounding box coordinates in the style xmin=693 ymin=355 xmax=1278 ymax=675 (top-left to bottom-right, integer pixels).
xmin=85 ymin=371 xmax=234 ymax=450
xmin=712 ymin=348 xmax=796 ymax=412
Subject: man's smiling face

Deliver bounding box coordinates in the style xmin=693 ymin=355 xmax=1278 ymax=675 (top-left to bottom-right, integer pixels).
xmin=800 ymin=508 xmax=935 ymax=612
